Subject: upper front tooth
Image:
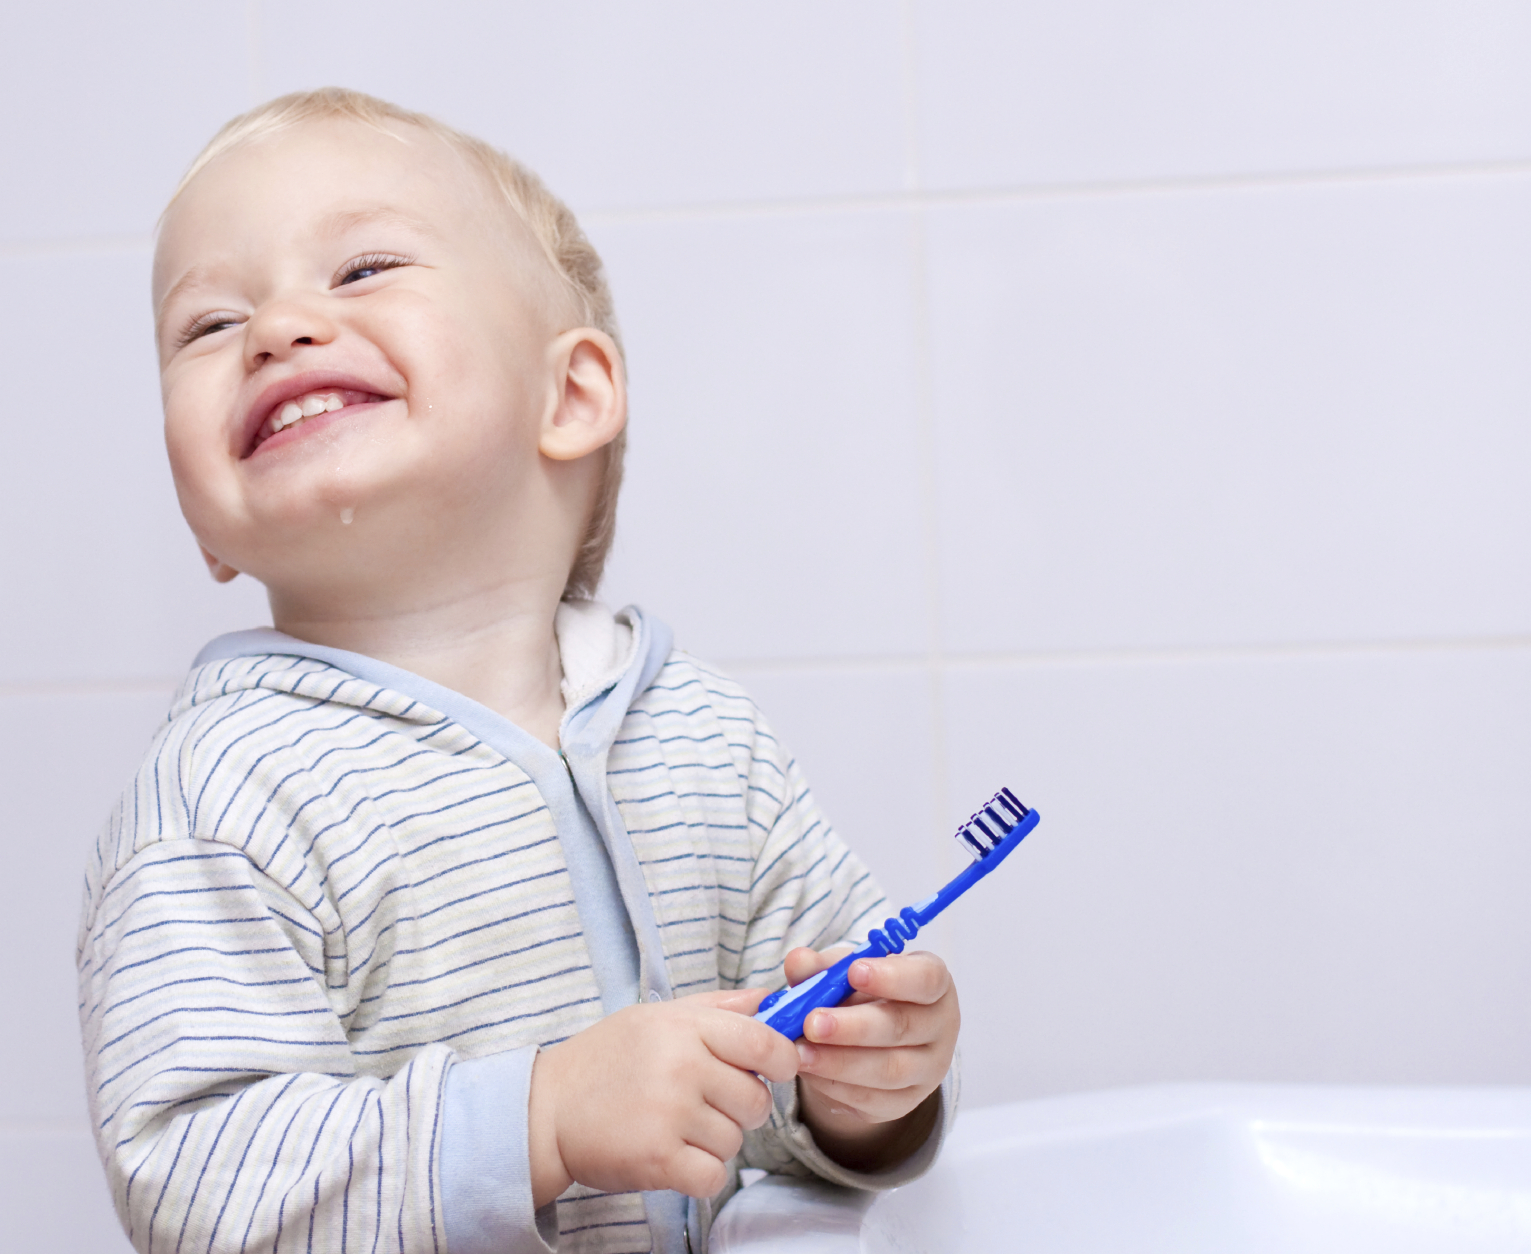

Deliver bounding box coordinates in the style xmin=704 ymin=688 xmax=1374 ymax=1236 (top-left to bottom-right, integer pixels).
xmin=324 ymin=394 xmax=344 ymax=412
xmin=279 ymin=402 xmax=303 ymax=427
xmin=300 ymin=394 xmax=328 ymax=417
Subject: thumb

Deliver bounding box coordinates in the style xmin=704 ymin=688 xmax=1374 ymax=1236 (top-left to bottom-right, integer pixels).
xmin=783 ymin=943 xmax=855 ymax=987
xmin=684 ymin=986 xmax=773 ymax=1015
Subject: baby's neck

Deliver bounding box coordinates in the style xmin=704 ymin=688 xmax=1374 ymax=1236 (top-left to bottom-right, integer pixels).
xmin=270 ymin=582 xmax=566 ymax=749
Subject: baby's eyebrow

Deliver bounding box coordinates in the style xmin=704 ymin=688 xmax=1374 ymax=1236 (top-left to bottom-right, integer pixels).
xmin=316 ymin=206 xmax=440 ymax=240
xmin=155 ymin=264 xmax=214 ymax=332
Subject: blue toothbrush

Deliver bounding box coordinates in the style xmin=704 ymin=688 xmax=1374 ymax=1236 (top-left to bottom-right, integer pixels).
xmin=755 ymin=787 xmax=1040 ymax=1041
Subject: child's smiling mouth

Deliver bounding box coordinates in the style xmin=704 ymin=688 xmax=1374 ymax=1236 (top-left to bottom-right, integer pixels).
xmin=243 ymin=377 xmax=395 ymax=458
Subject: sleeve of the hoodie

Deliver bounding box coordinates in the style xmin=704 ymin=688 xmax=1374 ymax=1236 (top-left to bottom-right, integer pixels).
xmin=79 ymin=837 xmax=458 ymax=1254
xmin=439 ymin=1050 xmax=559 ymax=1254
xmin=77 ymin=705 xmax=556 ymax=1254
xmin=720 ymin=701 xmax=958 ymax=1190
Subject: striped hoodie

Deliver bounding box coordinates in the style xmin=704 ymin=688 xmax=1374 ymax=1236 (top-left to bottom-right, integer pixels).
xmin=77 ymin=603 xmax=949 ymax=1254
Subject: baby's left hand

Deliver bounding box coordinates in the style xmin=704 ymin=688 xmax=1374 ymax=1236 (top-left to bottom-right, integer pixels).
xmin=782 ymin=945 xmax=959 ymax=1170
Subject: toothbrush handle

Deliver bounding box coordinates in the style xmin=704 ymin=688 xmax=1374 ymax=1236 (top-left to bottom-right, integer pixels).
xmin=754 ymin=948 xmax=866 ymax=1041
xmin=754 ymin=905 xmax=926 ymax=1038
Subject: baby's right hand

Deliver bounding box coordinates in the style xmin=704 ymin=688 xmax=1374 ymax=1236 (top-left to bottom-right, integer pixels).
xmin=528 ymin=987 xmax=798 ymax=1204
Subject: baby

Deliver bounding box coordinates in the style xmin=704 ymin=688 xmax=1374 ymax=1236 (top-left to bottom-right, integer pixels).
xmin=77 ymin=88 xmax=959 ymax=1254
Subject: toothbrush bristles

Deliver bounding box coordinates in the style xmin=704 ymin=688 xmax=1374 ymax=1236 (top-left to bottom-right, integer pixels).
xmin=953 ymin=787 xmax=1030 ymax=860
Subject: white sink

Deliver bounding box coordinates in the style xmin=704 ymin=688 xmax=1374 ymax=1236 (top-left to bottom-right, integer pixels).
xmin=710 ymin=1084 xmax=1531 ymax=1253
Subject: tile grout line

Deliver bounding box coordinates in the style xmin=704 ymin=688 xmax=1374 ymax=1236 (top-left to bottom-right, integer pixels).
xmin=720 ymin=633 xmax=1531 ymax=675
xmin=0 ymin=679 xmax=181 ymax=699
xmin=245 ymin=0 xmax=264 ymax=106
xmin=898 ymin=0 xmax=924 ymax=196
xmin=898 ymin=0 xmax=954 ymax=898
xmin=578 ymin=155 xmax=1531 ymax=227
xmin=0 ymin=235 xmax=152 ymax=261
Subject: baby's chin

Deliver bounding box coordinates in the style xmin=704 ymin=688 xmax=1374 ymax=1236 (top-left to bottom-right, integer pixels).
xmin=189 ymin=491 xmax=390 ymax=592
xmin=216 ymin=485 xmax=503 ymax=606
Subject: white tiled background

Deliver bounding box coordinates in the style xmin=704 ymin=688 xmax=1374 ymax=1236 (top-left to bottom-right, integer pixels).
xmin=3 ymin=2 xmax=1528 ymax=1248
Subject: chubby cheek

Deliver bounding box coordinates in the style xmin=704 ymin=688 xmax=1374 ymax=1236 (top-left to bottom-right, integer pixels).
xmin=381 ymin=368 xmax=545 ymax=505
xmin=163 ymin=388 xmax=240 ymax=545
xmin=160 ymin=368 xmax=307 ymax=564
xmin=379 ymin=288 xmax=549 ymax=443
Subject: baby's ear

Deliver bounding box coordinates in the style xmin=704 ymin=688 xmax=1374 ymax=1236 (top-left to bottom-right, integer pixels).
xmin=199 ymin=544 xmax=241 ymax=583
xmin=539 ymin=328 xmax=626 ymax=461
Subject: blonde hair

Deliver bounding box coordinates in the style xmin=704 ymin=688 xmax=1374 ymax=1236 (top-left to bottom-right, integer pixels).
xmin=167 ymin=87 xmax=625 ymax=600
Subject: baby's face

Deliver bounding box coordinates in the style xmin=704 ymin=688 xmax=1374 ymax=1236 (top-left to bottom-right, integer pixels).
xmin=154 ymin=118 xmax=564 ymax=597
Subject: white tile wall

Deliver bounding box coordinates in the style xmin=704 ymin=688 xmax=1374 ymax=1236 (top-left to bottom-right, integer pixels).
xmin=923 ymin=174 xmax=1531 ymax=654
xmin=941 ymin=646 xmax=1531 ymax=1108
xmin=914 ymin=0 xmax=1531 ymax=190
xmin=257 ymin=1 xmax=908 ymax=212
xmin=0 ymin=1129 xmax=133 ymax=1252
xmin=5 ymin=3 xmax=1530 ymax=1248
xmin=0 ymin=6 xmax=250 ymax=243
xmin=594 ymin=208 xmax=932 ymax=662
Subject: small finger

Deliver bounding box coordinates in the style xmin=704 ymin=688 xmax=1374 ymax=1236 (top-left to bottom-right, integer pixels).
xmin=701 ymin=1010 xmax=801 ymax=1083
xmin=845 ymin=950 xmax=951 ymax=1006
xmin=703 ymin=1063 xmax=774 ymax=1132
xmin=685 ymin=986 xmax=773 ymax=1015
xmin=803 ymin=996 xmax=939 ymax=1049
xmin=800 ymin=1073 xmax=928 ymax=1123
xmin=668 ymin=1144 xmax=730 ymax=1200
xmin=684 ymin=1103 xmax=746 ymax=1166
xmin=796 ymin=1040 xmax=934 ymax=1091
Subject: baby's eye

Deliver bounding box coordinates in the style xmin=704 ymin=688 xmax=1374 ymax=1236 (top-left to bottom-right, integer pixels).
xmin=335 ymin=253 xmax=412 ymax=287
xmin=177 ymin=313 xmax=241 ymax=348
